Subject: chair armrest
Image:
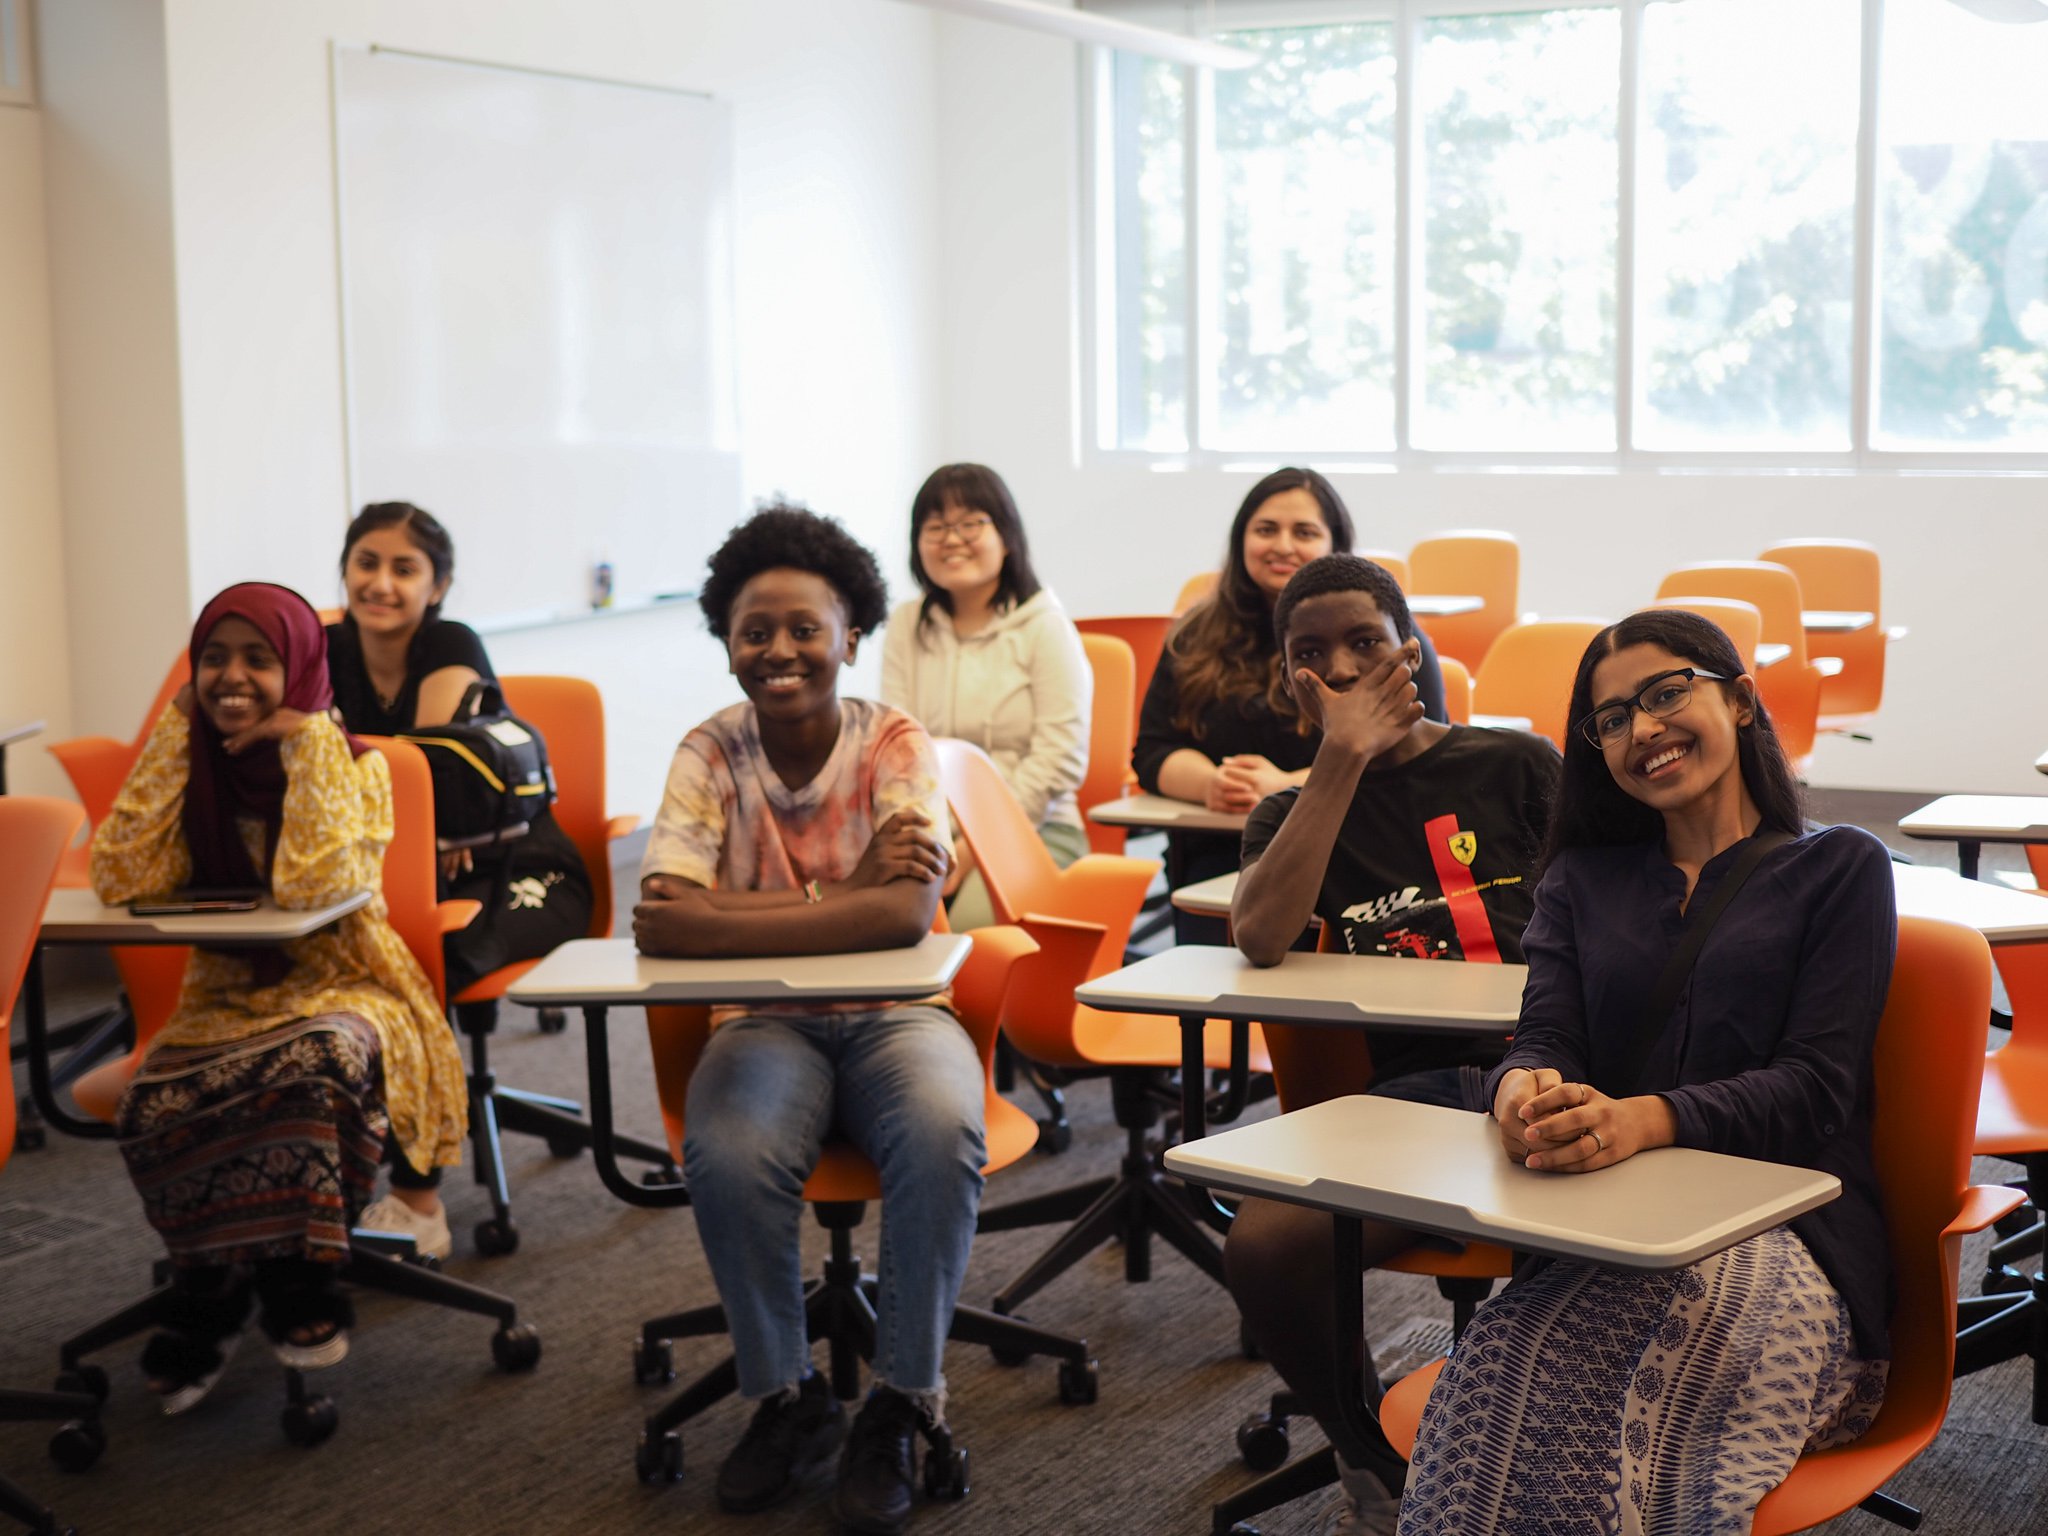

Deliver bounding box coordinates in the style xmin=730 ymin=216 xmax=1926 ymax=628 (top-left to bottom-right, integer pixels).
xmin=1946 ymin=1182 xmax=2028 ymax=1239
xmin=1063 ymin=852 xmax=1163 ymax=900
xmin=438 ymin=898 xmax=483 ymax=935
xmin=606 ymin=814 xmax=641 ymax=842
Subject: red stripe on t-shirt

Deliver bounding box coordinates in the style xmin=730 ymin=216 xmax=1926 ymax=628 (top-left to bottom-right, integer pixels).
xmin=1423 ymin=811 xmax=1501 ymax=963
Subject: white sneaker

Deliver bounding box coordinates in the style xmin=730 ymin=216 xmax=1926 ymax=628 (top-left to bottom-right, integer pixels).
xmin=1318 ymin=1453 xmax=1402 ymax=1536
xmin=356 ymin=1194 xmax=453 ymax=1261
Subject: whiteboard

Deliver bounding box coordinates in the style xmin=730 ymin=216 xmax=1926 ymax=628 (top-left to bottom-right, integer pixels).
xmin=333 ymin=45 xmax=741 ymax=628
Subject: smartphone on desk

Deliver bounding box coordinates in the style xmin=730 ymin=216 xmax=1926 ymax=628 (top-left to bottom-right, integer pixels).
xmin=128 ymin=887 xmax=265 ymax=916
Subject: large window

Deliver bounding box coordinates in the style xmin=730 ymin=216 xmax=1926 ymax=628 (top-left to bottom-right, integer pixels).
xmin=1089 ymin=0 xmax=2048 ymax=464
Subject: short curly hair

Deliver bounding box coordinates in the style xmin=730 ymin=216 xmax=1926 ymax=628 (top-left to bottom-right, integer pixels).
xmin=699 ymin=504 xmax=891 ymax=641
xmin=1273 ymin=554 xmax=1413 ymax=649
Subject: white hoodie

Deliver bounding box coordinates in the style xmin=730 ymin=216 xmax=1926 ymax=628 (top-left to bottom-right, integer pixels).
xmin=880 ymin=588 xmax=1093 ymax=830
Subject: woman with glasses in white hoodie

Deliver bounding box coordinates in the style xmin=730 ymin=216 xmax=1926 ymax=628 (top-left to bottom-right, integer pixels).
xmin=881 ymin=464 xmax=1092 ymax=932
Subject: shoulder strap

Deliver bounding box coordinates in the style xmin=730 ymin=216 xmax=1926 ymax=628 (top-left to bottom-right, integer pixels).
xmin=1613 ymin=829 xmax=1795 ymax=1097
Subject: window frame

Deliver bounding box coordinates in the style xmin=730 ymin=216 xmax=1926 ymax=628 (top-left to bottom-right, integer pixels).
xmin=0 ymin=0 xmax=37 ymax=110
xmin=1078 ymin=0 xmax=2048 ymax=473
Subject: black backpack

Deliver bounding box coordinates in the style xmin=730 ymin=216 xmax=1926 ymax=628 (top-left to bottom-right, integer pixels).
xmin=401 ymin=681 xmax=556 ymax=841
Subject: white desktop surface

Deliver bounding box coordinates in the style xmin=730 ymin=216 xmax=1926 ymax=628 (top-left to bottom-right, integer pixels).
xmin=38 ymin=886 xmax=372 ymax=945
xmin=1755 ymin=642 xmax=1790 ymax=668
xmin=1087 ymin=794 xmax=1249 ymax=834
xmin=1 ymin=718 xmax=46 ymax=748
xmin=1892 ymin=864 xmax=2048 ymax=944
xmin=507 ymin=933 xmax=971 ymax=1007
xmin=1165 ymin=1095 xmax=1840 ymax=1270
xmin=1076 ymin=945 xmax=1523 ymax=1032
xmin=1170 ymin=872 xmax=1239 ymax=918
xmin=1900 ymin=795 xmax=2048 ymax=843
xmin=1802 ymin=610 xmax=1876 ymax=634
xmin=2036 ymin=749 xmax=2048 ymax=777
xmin=1406 ymin=594 xmax=1484 ymax=618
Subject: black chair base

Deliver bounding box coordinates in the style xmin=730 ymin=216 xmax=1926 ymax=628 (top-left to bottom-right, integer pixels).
xmin=975 ymin=1068 xmax=1224 ymax=1314
xmin=49 ymin=1234 xmax=540 ymax=1462
xmin=2 ymin=1386 xmax=99 ymax=1536
xmin=1959 ymin=1152 xmax=2046 ymax=1426
xmin=456 ymin=998 xmax=680 ymax=1255
xmin=629 ymin=1199 xmax=1097 ymax=1491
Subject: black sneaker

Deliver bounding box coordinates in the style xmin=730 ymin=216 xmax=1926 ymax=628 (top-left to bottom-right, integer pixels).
xmin=833 ymin=1386 xmax=926 ymax=1535
xmin=716 ymin=1372 xmax=844 ymax=1514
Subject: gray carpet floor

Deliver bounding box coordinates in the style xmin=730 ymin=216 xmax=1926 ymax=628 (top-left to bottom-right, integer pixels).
xmin=4 ymin=796 xmax=2044 ymax=1535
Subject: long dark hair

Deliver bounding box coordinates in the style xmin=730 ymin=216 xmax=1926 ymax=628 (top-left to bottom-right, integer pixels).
xmin=1543 ymin=609 xmax=1805 ymax=867
xmin=1166 ymin=467 xmax=1357 ymax=736
xmin=338 ymin=501 xmax=456 ymax=631
xmin=907 ymin=464 xmax=1043 ymax=636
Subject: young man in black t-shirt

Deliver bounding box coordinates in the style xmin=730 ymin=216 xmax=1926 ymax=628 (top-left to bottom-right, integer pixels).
xmin=1223 ymin=554 xmax=1560 ymax=1535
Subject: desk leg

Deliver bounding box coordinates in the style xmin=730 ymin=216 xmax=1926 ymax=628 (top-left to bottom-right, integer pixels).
xmin=1960 ymin=840 xmax=1981 ymax=882
xmin=579 ymin=1006 xmax=689 ymax=1211
xmin=1180 ymin=1013 xmax=1207 ymax=1141
xmin=22 ymin=949 xmax=114 ymax=1140
xmin=1328 ymin=1215 xmax=1408 ymax=1497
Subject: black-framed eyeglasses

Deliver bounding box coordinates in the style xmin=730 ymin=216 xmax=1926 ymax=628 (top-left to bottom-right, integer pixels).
xmin=1574 ymin=668 xmax=1729 ymax=749
xmin=917 ymin=515 xmax=995 ymax=546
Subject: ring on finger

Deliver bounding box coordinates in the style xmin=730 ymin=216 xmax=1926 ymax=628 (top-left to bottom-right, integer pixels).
xmin=1590 ymin=1130 xmax=1606 ymax=1153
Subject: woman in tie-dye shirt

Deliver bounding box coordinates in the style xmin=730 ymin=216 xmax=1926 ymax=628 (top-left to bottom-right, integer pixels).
xmin=633 ymin=506 xmax=977 ymax=1536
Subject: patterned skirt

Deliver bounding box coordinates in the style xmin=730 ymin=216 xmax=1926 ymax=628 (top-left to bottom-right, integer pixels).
xmin=115 ymin=1013 xmax=388 ymax=1268
xmin=1398 ymin=1227 xmax=1889 ymax=1536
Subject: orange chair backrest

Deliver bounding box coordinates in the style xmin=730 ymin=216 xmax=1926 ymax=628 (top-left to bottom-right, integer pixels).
xmin=1357 ymin=549 xmax=1411 ymax=591
xmin=1074 ymin=616 xmax=1172 ymax=739
xmin=1655 ymin=564 xmax=1819 ymax=761
xmin=1471 ymin=621 xmax=1607 ymax=750
xmin=1639 ymin=597 xmax=1763 ymax=673
xmin=934 ymin=737 xmax=1067 ymax=928
xmin=361 ymin=735 xmax=452 ymax=1005
xmin=1408 ymin=533 xmax=1519 ymax=671
xmin=1076 ymin=634 xmax=1136 ymax=855
xmin=1173 ymin=571 xmax=1217 ymax=617
xmin=1253 ymin=920 xmax=1377 ymax=1115
xmin=1760 ymin=540 xmax=1885 ymax=717
xmin=1438 ymin=656 xmax=1472 ymax=726
xmin=0 ymin=798 xmax=88 ymax=1169
xmin=499 ymin=675 xmax=617 ymax=940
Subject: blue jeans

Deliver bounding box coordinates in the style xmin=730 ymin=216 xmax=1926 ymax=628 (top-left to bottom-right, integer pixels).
xmin=682 ymin=1005 xmax=987 ymax=1400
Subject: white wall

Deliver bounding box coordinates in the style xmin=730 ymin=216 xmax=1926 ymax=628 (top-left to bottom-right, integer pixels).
xmin=0 ymin=103 xmax=73 ymax=799
xmin=932 ymin=15 xmax=2048 ymax=798
xmin=22 ymin=0 xmax=945 ymax=814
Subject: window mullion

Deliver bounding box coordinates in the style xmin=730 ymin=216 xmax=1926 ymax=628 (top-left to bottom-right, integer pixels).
xmin=1850 ymin=0 xmax=1883 ymax=462
xmin=1394 ymin=1 xmax=1419 ymax=456
xmin=1188 ymin=61 xmax=1217 ymax=456
xmin=1615 ymin=0 xmax=1639 ymax=460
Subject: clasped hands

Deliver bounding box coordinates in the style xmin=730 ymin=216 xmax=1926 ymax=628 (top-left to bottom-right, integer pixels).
xmin=1492 ymin=1067 xmax=1677 ymax=1175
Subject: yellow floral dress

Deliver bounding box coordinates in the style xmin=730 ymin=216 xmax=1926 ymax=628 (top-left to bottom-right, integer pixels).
xmin=91 ymin=706 xmax=468 ymax=1265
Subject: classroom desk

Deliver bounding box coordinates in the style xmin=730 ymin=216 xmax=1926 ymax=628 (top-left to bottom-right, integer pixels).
xmin=1164 ymin=1094 xmax=1842 ymax=1507
xmin=0 ymin=717 xmax=44 ymax=794
xmin=1468 ymin=712 xmax=1536 ymax=732
xmin=1892 ymin=864 xmax=2048 ymax=944
xmin=1074 ymin=945 xmax=1524 ymax=1142
xmin=1755 ymin=642 xmax=1790 ymax=668
xmin=23 ymin=888 xmax=373 ymax=1140
xmin=2036 ymin=749 xmax=2048 ymax=777
xmin=504 ymin=934 xmax=971 ymax=1208
xmin=1169 ymin=871 xmax=1243 ymax=920
xmin=437 ymin=820 xmax=530 ymax=854
xmin=1802 ymin=609 xmax=1876 ymax=634
xmin=1899 ymin=795 xmax=2048 ymax=881
xmin=1086 ymin=793 xmax=1249 ymax=835
xmin=1405 ymin=594 xmax=1484 ymax=619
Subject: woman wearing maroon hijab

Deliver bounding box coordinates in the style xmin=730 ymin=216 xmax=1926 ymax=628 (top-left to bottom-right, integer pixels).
xmin=92 ymin=584 xmax=467 ymax=1412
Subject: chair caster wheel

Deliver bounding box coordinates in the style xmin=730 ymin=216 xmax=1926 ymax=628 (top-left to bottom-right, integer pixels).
xmin=281 ymin=1395 xmax=338 ymax=1447
xmin=989 ymin=1332 xmax=1032 ymax=1368
xmin=1228 ymin=1524 xmax=1262 ymax=1535
xmin=537 ymin=1007 xmax=568 ymax=1035
xmin=1057 ymin=1357 xmax=1099 ymax=1405
xmin=632 ymin=1338 xmax=675 ymax=1385
xmin=922 ymin=1443 xmax=969 ymax=1500
xmin=641 ymin=1163 xmax=683 ymax=1189
xmin=1982 ymin=1265 xmax=2031 ymax=1297
xmin=474 ymin=1217 xmax=520 ymax=1257
xmin=54 ymin=1365 xmax=109 ymax=1403
xmin=545 ymin=1133 xmax=585 ymax=1160
xmin=1034 ymin=1117 xmax=1072 ymax=1155
xmin=15 ymin=1122 xmax=46 ymax=1152
xmin=492 ymin=1323 xmax=543 ymax=1372
xmin=1239 ymin=1319 xmax=1263 ymax=1361
xmin=636 ymin=1429 xmax=684 ymax=1483
xmin=1236 ymin=1411 xmax=1290 ymax=1472
xmin=48 ymin=1419 xmax=106 ymax=1473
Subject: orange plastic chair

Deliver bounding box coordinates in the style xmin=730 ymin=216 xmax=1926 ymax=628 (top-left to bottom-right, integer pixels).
xmin=0 ymin=797 xmax=105 ymax=1521
xmin=1641 ymin=596 xmax=1764 ymax=673
xmin=1656 ymin=562 xmax=1823 ymax=768
xmin=1074 ymin=615 xmax=1173 ymax=751
xmin=46 ymin=653 xmax=191 ymax=888
xmin=1760 ymin=539 xmax=1887 ymax=728
xmin=1076 ymin=633 xmax=1137 ymax=856
xmin=1380 ymin=916 xmax=2022 ymax=1533
xmin=443 ymin=675 xmax=657 ymax=1257
xmin=1356 ymin=549 xmax=1411 ymax=591
xmin=1437 ymin=657 xmax=1472 ymax=726
xmin=1408 ymin=533 xmax=1519 ymax=672
xmin=1470 ymin=620 xmax=1607 ymax=751
xmin=630 ymin=924 xmax=1098 ymax=1482
xmin=936 ymin=738 xmax=1271 ymax=1313
xmin=1174 ymin=571 xmax=1218 ymax=617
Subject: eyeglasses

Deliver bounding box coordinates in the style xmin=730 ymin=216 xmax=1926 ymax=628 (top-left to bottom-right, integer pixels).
xmin=1574 ymin=667 xmax=1729 ymax=749
xmin=917 ymin=515 xmax=995 ymax=546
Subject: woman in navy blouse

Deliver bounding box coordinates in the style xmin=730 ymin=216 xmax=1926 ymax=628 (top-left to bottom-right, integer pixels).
xmin=1392 ymin=609 xmax=1896 ymax=1536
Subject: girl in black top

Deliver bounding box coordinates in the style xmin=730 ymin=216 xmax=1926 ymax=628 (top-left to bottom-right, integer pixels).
xmin=326 ymin=502 xmax=593 ymax=1254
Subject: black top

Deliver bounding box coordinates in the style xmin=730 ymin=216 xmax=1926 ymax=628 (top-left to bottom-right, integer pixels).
xmin=1241 ymin=725 xmax=1560 ymax=1085
xmin=326 ymin=617 xmax=496 ymax=737
xmin=1490 ymin=825 xmax=1898 ymax=1360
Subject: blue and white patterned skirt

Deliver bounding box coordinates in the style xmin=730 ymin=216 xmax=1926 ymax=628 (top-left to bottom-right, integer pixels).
xmin=1398 ymin=1227 xmax=1889 ymax=1536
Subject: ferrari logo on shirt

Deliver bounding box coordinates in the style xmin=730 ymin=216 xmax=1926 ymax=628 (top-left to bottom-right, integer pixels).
xmin=1447 ymin=830 xmax=1478 ymax=867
